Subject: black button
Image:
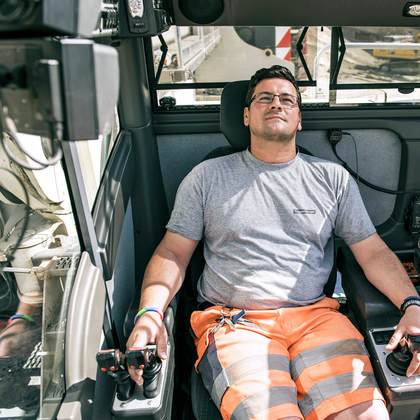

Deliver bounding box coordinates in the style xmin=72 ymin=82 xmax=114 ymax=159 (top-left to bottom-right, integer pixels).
xmin=382 ymin=330 xmax=394 ymax=342
xmin=372 ymin=331 xmax=384 ymax=344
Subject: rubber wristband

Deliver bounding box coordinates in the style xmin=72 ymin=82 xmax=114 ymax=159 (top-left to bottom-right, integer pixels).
xmin=401 ymin=300 xmax=420 ymax=315
xmin=134 ymin=307 xmax=163 ymax=325
xmin=401 ymin=295 xmax=420 ymax=306
xmin=9 ymin=314 xmax=39 ymax=326
xmin=400 ymin=296 xmax=420 ymax=314
xmin=401 ymin=299 xmax=417 ymax=314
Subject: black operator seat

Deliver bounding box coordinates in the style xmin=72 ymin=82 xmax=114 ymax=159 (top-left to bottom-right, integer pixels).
xmin=189 ymin=80 xmax=338 ymax=420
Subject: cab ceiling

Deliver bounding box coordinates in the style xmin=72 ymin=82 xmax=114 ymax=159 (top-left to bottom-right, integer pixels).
xmin=171 ymin=0 xmax=420 ymax=27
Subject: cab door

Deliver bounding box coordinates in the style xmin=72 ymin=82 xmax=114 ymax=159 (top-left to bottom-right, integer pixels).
xmin=55 ymin=118 xmax=135 ymax=420
xmin=55 ymin=37 xmax=170 ymax=420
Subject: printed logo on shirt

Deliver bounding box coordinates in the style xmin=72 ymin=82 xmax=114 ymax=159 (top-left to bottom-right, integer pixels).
xmin=293 ymin=209 xmax=316 ymax=215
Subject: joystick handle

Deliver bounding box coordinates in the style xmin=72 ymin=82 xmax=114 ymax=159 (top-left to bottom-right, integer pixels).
xmin=96 ymin=349 xmax=134 ymax=401
xmin=406 ymin=333 xmax=420 ymax=354
xmin=126 ymin=348 xmax=162 ymax=398
xmin=126 ymin=347 xmax=152 ymax=370
xmin=97 ymin=349 xmax=123 ymax=372
xmin=386 ymin=343 xmax=413 ymax=376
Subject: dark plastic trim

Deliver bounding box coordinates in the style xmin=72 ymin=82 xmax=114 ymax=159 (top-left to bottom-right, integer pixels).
xmin=92 ymin=130 xmax=135 ymax=281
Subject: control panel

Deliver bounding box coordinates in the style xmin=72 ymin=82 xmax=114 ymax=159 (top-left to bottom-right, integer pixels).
xmin=368 ymin=328 xmax=420 ymax=388
xmin=109 ymin=344 xmax=173 ymax=419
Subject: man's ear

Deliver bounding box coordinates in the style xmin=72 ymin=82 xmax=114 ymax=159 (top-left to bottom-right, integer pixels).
xmin=298 ymin=113 xmax=302 ymax=131
xmin=244 ymin=107 xmax=249 ymax=127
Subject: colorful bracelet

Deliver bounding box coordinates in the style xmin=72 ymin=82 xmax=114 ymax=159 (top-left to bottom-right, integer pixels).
xmin=134 ymin=307 xmax=164 ymax=325
xmin=9 ymin=314 xmax=39 ymax=326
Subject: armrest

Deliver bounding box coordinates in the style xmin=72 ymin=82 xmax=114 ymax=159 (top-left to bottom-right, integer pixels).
xmin=337 ymin=246 xmax=401 ymax=331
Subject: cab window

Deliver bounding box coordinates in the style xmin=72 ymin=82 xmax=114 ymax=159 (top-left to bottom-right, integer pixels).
xmin=0 ymin=133 xmax=80 ymax=419
xmin=150 ymin=26 xmax=420 ymax=108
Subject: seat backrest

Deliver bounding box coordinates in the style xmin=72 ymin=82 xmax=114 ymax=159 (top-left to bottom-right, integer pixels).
xmin=219 ymin=80 xmax=251 ymax=150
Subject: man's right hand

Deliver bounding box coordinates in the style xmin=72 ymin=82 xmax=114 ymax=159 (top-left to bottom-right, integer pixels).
xmin=125 ymin=231 xmax=198 ymax=385
xmin=126 ymin=311 xmax=168 ymax=385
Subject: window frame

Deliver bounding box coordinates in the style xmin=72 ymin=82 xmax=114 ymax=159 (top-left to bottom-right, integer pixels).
xmin=146 ymin=26 xmax=420 ymax=112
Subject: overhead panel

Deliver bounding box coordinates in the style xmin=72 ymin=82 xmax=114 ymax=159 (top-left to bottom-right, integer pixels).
xmin=173 ymin=0 xmax=420 ymax=27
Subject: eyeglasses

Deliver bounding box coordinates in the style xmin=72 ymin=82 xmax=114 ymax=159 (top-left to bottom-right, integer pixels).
xmin=249 ymin=92 xmax=299 ymax=108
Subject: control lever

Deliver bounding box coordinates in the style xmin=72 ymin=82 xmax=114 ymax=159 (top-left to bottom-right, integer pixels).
xmin=126 ymin=348 xmax=162 ymax=399
xmin=96 ymin=347 xmax=163 ymax=400
xmin=96 ymin=349 xmax=134 ymax=401
xmin=386 ymin=334 xmax=420 ymax=376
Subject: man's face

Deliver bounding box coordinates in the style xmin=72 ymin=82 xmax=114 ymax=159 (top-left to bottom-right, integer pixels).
xmin=244 ymin=78 xmax=302 ymax=144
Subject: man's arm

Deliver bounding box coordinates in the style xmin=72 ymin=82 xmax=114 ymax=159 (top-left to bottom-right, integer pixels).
xmin=126 ymin=230 xmax=199 ymax=384
xmin=349 ymin=232 xmax=420 ymax=376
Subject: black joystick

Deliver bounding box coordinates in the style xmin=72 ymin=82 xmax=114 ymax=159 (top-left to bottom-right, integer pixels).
xmin=386 ymin=334 xmax=420 ymax=376
xmin=96 ymin=349 xmax=135 ymax=401
xmin=126 ymin=348 xmax=162 ymax=398
xmin=386 ymin=344 xmax=412 ymax=376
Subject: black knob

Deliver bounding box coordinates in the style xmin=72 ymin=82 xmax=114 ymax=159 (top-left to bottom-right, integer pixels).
xmin=97 ymin=349 xmax=120 ymax=372
xmin=96 ymin=349 xmax=134 ymax=401
xmin=126 ymin=348 xmax=162 ymax=398
xmin=386 ymin=344 xmax=413 ymax=376
xmin=126 ymin=348 xmax=152 ymax=370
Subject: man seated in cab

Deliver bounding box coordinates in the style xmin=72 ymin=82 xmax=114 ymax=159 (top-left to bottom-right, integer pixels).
xmin=126 ymin=65 xmax=420 ymax=420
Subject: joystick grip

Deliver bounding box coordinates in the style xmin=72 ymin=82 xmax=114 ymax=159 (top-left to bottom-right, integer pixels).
xmin=126 ymin=348 xmax=162 ymax=398
xmin=97 ymin=349 xmax=121 ymax=372
xmin=126 ymin=348 xmax=152 ymax=370
xmin=386 ymin=343 xmax=413 ymax=376
xmin=96 ymin=349 xmax=134 ymax=401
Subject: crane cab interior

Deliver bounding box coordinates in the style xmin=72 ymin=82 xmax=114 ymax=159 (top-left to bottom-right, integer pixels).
xmin=0 ymin=1 xmax=420 ymax=420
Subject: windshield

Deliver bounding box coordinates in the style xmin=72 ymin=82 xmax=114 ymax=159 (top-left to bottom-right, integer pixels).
xmin=151 ymin=26 xmax=420 ymax=108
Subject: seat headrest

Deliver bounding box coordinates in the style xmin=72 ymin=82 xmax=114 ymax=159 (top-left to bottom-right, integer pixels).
xmin=220 ymin=80 xmax=250 ymax=150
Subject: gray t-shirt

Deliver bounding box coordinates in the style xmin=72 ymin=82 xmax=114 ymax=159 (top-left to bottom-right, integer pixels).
xmin=166 ymin=148 xmax=376 ymax=310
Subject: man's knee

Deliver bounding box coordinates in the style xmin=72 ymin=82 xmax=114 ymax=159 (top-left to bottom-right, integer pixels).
xmin=325 ymin=400 xmax=389 ymax=420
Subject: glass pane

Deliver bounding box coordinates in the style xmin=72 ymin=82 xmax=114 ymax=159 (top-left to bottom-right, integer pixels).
xmin=154 ymin=26 xmax=319 ymax=84
xmin=153 ymin=26 xmax=420 ymax=107
xmin=338 ymin=27 xmax=420 ymax=85
xmin=75 ymin=109 xmax=120 ymax=211
xmin=154 ymin=26 xmax=325 ymax=106
xmin=334 ymin=27 xmax=420 ymax=105
xmin=335 ymin=87 xmax=420 ymax=105
xmin=0 ymin=133 xmax=81 ymax=420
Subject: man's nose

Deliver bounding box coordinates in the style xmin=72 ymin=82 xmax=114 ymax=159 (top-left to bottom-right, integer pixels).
xmin=270 ymin=96 xmax=284 ymax=109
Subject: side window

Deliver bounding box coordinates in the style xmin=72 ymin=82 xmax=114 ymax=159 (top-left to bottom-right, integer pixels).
xmin=0 ymin=105 xmax=120 ymax=418
xmin=0 ymin=132 xmax=80 ymax=419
